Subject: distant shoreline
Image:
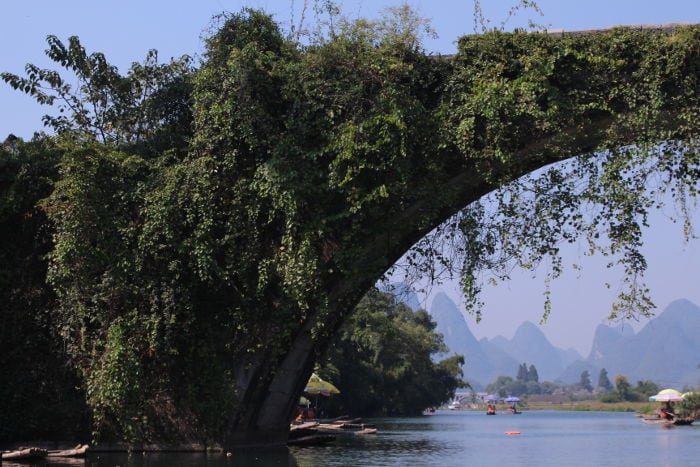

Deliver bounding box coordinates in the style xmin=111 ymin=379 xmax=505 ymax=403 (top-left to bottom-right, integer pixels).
xmin=453 ymin=400 xmax=655 ymax=413
xmin=525 ymin=401 xmax=653 ymax=413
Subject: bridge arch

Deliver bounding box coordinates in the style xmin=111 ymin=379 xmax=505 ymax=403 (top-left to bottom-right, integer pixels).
xmin=215 ymin=21 xmax=698 ymax=448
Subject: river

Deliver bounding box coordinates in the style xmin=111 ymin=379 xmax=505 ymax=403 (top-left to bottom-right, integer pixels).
xmin=12 ymin=410 xmax=699 ymax=466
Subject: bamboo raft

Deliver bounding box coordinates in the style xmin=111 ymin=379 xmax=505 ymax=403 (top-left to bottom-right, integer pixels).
xmin=2 ymin=446 xmax=48 ymax=461
xmin=288 ymin=417 xmax=378 ymax=445
xmin=2 ymin=444 xmax=89 ymax=461
xmin=642 ymin=416 xmax=694 ymax=426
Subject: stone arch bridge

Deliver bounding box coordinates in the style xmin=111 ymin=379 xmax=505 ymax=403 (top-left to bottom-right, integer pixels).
xmin=212 ymin=21 xmax=698 ymax=448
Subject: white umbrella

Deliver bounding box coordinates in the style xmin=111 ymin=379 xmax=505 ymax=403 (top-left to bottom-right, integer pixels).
xmin=649 ymin=393 xmax=683 ymax=402
xmin=649 ymin=389 xmax=684 ymax=402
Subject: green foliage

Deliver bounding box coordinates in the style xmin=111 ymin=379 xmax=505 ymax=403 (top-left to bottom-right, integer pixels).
xmin=678 ymin=391 xmax=700 ymax=419
xmin=488 ymin=364 xmax=545 ymax=396
xmin=634 ymin=380 xmax=660 ymax=400
xmin=599 ymin=376 xmax=659 ymax=403
xmin=486 ymin=366 xmax=631 ymax=398
xmin=515 ymin=362 xmax=539 ymax=383
xmin=516 ymin=363 xmax=528 ymax=381
xmin=614 ymin=374 xmax=632 ymax=400
xmin=0 ymin=136 xmax=89 ymax=442
xmin=597 ymin=368 xmax=613 ymax=391
xmin=320 ymin=288 xmax=465 ymax=416
xmin=598 ymin=391 xmax=623 ymax=403
xmin=579 ymin=370 xmax=593 ymax=392
xmin=487 ymin=376 xmax=517 ymax=397
xmin=611 ymin=374 xmax=646 ymax=401
xmin=528 ymin=364 xmax=539 ymax=383
xmin=87 ymin=312 xmax=152 ymax=442
xmin=46 ymin=140 xmax=240 ymax=443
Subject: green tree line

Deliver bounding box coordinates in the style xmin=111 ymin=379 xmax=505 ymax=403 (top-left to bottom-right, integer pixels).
xmin=319 ymin=288 xmax=465 ymax=416
xmin=0 ymin=136 xmax=89 ymax=441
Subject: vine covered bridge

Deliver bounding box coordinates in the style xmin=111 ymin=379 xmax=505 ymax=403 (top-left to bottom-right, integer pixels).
xmin=19 ymin=15 xmax=700 ymax=449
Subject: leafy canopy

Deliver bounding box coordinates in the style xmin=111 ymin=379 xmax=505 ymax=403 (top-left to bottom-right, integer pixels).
xmin=319 ymin=288 xmax=465 ymax=416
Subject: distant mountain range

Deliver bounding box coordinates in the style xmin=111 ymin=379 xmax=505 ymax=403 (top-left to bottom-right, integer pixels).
xmin=421 ymin=291 xmax=700 ymax=390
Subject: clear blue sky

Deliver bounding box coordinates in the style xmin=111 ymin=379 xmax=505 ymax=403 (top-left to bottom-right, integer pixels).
xmin=2 ymin=1 xmax=699 ymax=355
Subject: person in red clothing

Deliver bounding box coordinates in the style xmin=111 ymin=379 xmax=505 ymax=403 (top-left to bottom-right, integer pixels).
xmin=660 ymin=402 xmax=675 ymax=420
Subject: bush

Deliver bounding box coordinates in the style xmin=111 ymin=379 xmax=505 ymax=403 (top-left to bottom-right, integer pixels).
xmin=678 ymin=392 xmax=700 ymax=419
xmin=598 ymin=392 xmax=623 ymax=403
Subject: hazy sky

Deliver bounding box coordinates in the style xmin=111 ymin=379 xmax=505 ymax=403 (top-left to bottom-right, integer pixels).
xmin=2 ymin=1 xmax=699 ymax=355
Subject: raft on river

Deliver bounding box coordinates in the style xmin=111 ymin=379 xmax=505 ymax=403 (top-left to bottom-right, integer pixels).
xmin=289 ymin=417 xmax=378 ymax=445
xmin=642 ymin=416 xmax=694 ymax=426
xmin=1 ymin=444 xmax=89 ymax=461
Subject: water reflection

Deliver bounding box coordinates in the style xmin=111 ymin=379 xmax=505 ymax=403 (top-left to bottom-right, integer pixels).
xmin=6 ymin=412 xmax=699 ymax=466
xmin=90 ymin=448 xmax=297 ymax=467
xmin=4 ymin=448 xmax=297 ymax=467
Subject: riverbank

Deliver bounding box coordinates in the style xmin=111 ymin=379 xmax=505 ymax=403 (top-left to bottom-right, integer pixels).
xmin=525 ymin=400 xmax=655 ymax=413
xmin=454 ymin=400 xmax=657 ymax=414
xmin=0 ymin=441 xmax=222 ymax=454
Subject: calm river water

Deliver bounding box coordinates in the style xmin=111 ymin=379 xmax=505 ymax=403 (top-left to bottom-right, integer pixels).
xmin=16 ymin=410 xmax=699 ymax=467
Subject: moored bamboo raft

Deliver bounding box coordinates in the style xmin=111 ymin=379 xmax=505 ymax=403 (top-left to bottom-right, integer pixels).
xmin=642 ymin=416 xmax=694 ymax=426
xmin=48 ymin=444 xmax=90 ymax=457
xmin=288 ymin=416 xmax=378 ymax=445
xmin=2 ymin=446 xmax=48 ymax=460
xmin=2 ymin=443 xmax=89 ymax=461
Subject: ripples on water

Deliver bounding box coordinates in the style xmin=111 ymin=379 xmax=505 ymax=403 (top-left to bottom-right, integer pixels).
xmin=294 ymin=411 xmax=699 ymax=467
xmin=16 ymin=411 xmax=699 ymax=467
